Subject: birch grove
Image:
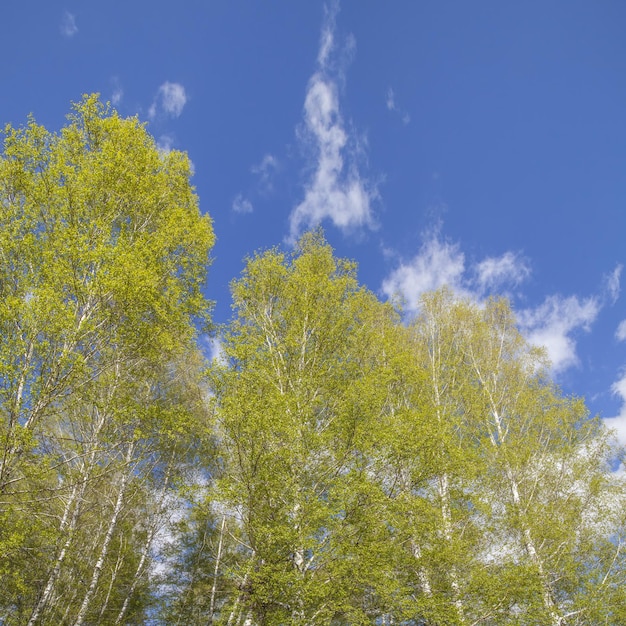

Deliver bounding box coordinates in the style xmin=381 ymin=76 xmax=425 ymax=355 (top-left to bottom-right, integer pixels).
xmin=1 ymin=97 xmax=625 ymax=624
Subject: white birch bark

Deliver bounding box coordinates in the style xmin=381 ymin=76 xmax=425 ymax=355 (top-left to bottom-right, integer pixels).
xmin=73 ymin=441 xmax=135 ymax=626
xmin=226 ymin=571 xmax=249 ymax=626
xmin=27 ymin=482 xmax=80 ymax=626
xmin=468 ymin=344 xmax=561 ymax=626
xmin=208 ymin=514 xmax=227 ymax=623
xmin=427 ymin=314 xmax=467 ymax=624
xmin=28 ymin=405 xmax=109 ymax=625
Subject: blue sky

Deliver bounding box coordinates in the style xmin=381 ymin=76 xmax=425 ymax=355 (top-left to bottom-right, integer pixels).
xmin=2 ymin=1 xmax=626 ymax=442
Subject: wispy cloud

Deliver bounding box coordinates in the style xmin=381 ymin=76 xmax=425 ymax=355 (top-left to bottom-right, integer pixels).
xmin=382 ymin=235 xmax=467 ymax=310
xmin=603 ymin=263 xmax=622 ymax=305
xmin=386 ymin=87 xmax=410 ymax=125
xmin=232 ymin=194 xmax=253 ymax=214
xmin=474 ymin=251 xmax=531 ymax=292
xmin=202 ymin=336 xmax=227 ymax=366
xmin=251 ymin=154 xmax=279 ymax=192
xmin=149 ymin=82 xmax=188 ymax=120
xmin=60 ymin=11 xmax=78 ymax=37
xmin=156 ymin=134 xmax=175 ymax=154
xmin=111 ymin=77 xmax=123 ymax=106
xmin=604 ymin=265 xmax=626 ymax=446
xmin=517 ymin=295 xmax=599 ymax=373
xmin=386 ymin=88 xmax=396 ymax=112
xmin=288 ymin=2 xmax=376 ymax=243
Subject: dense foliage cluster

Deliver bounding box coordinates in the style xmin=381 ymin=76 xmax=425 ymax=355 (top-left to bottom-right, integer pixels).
xmin=1 ymin=98 xmax=625 ymax=625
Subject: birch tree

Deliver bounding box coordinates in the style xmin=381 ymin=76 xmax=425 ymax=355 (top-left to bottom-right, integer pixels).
xmin=377 ymin=289 xmax=626 ymax=624
xmin=462 ymin=296 xmax=626 ymax=624
xmin=211 ymin=232 xmax=402 ymax=625
xmin=377 ymin=290 xmax=494 ymax=625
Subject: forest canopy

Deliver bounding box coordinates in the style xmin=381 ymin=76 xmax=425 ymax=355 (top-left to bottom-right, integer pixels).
xmin=1 ymin=97 xmax=625 ymax=625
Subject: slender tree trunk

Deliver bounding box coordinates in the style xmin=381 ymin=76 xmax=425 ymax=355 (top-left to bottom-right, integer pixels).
xmin=209 ymin=514 xmax=227 ymax=623
xmin=73 ymin=441 xmax=135 ymax=626
xmin=98 ymin=542 xmax=125 ymax=623
xmin=401 ymin=465 xmax=433 ymax=598
xmin=0 ymin=339 xmax=34 ymax=489
xmin=115 ymin=460 xmax=173 ymax=625
xmin=410 ymin=540 xmax=433 ymax=596
xmin=467 ymin=345 xmax=562 ymax=626
xmin=28 ymin=404 xmax=109 ymax=625
xmin=113 ymin=522 xmax=154 ymax=626
xmin=438 ymin=471 xmax=465 ymax=624
xmin=491 ymin=406 xmax=560 ymax=626
xmin=291 ymin=500 xmax=306 ymax=623
xmin=227 ymin=570 xmax=250 ymax=626
xmin=27 ymin=482 xmax=81 ymax=625
xmin=428 ymin=320 xmax=466 ymax=625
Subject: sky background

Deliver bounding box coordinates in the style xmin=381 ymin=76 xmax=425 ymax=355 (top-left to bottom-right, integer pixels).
xmin=2 ymin=1 xmax=626 ymax=442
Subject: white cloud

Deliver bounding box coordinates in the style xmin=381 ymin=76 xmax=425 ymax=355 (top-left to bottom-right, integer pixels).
xmin=288 ymin=3 xmax=376 ymax=243
xmin=605 ymin=372 xmax=626 ymax=446
xmin=386 ymin=87 xmax=396 ymax=111
xmin=604 ymin=264 xmax=622 ymax=305
xmin=474 ymin=252 xmax=531 ymax=292
xmin=517 ymin=295 xmax=599 ymax=373
xmin=60 ymin=11 xmax=78 ymax=37
xmin=112 ymin=88 xmax=123 ymax=106
xmin=382 ymin=236 xmax=466 ymax=312
xmin=386 ymin=86 xmax=410 ymax=124
xmin=317 ymin=2 xmax=338 ymax=67
xmin=203 ymin=336 xmax=227 ymax=366
xmin=251 ymin=154 xmax=278 ymax=191
xmin=111 ymin=77 xmax=123 ymax=106
xmin=616 ymin=320 xmax=626 ymax=342
xmin=149 ymin=82 xmax=187 ymax=120
xmin=160 ymin=82 xmax=187 ymax=117
xmin=382 ymin=231 xmax=529 ymax=313
xmin=232 ymin=194 xmax=253 ymax=214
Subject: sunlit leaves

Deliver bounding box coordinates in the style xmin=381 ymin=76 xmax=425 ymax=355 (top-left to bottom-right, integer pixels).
xmin=0 ymin=95 xmax=214 ymax=624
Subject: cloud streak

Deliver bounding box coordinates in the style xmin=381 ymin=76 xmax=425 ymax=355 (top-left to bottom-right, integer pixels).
xmin=603 ymin=264 xmax=622 ymax=305
xmin=382 ymin=236 xmax=467 ymax=309
xmin=110 ymin=77 xmax=123 ymax=106
xmin=474 ymin=251 xmax=531 ymax=292
xmin=289 ymin=2 xmax=376 ymax=243
xmin=251 ymin=154 xmax=278 ymax=192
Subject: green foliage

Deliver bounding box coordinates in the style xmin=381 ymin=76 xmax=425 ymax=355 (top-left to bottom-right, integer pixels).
xmin=209 ymin=232 xmax=404 ymax=624
xmin=200 ymin=242 xmax=626 ymax=625
xmin=0 ymin=95 xmax=214 ymax=624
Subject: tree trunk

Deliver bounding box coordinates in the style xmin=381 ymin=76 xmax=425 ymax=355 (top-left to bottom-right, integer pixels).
xmin=73 ymin=441 xmax=135 ymax=626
